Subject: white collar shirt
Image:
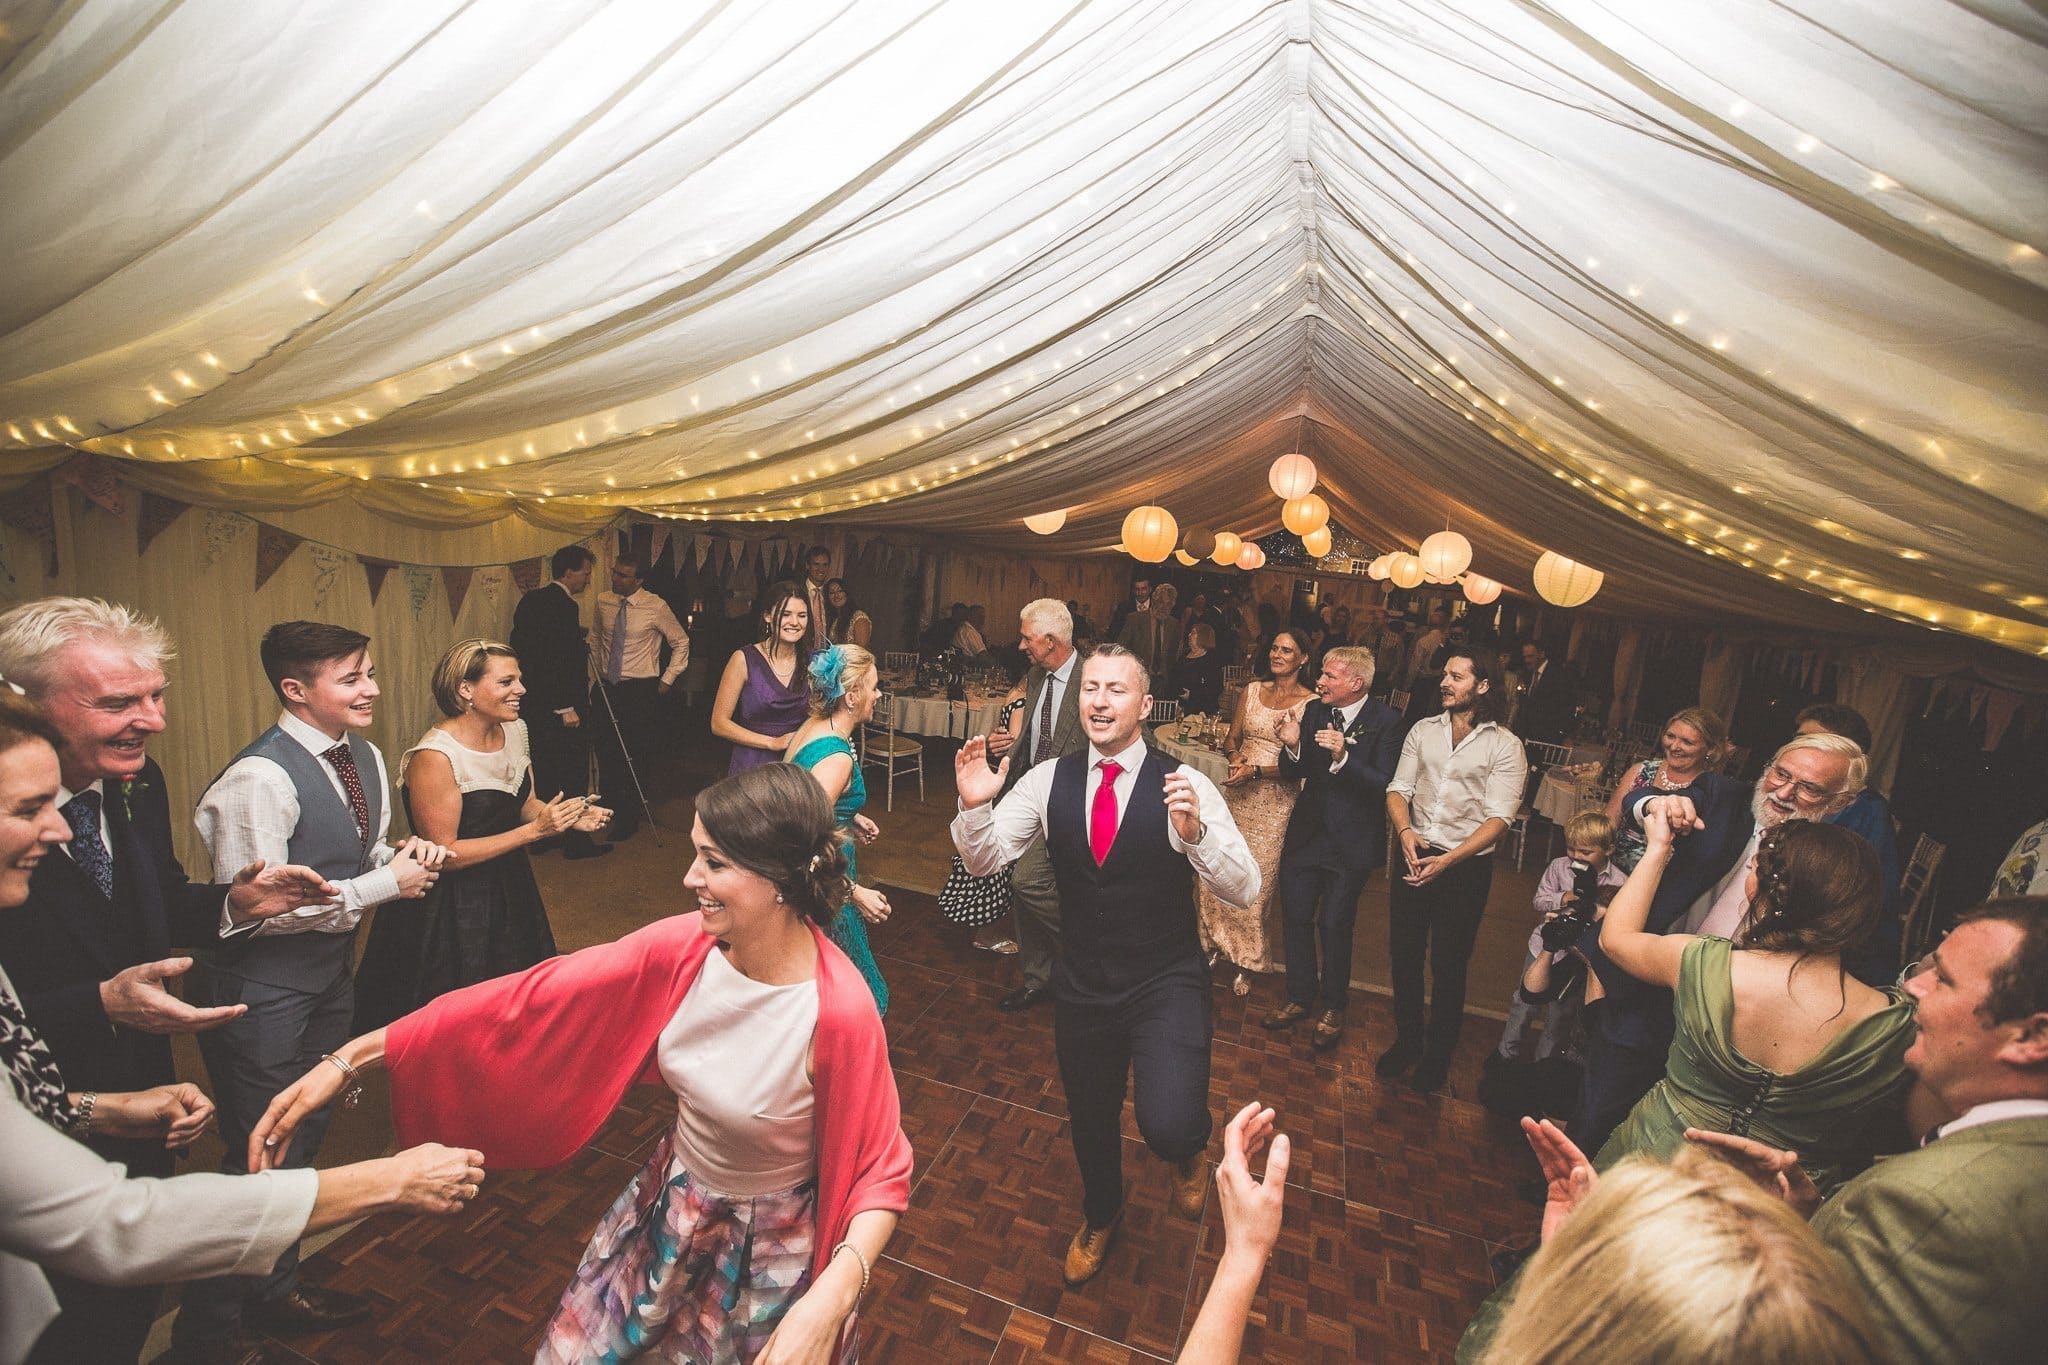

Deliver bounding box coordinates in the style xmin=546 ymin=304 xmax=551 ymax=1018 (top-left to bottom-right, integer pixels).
xmin=1387 ymin=712 xmax=1528 ymax=850
xmin=1937 ymin=1097 xmax=2048 ymax=1140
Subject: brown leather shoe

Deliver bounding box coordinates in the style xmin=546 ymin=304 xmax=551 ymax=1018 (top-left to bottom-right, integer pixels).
xmin=1262 ymin=1001 xmax=1312 ymax=1030
xmin=1312 ymin=1009 xmax=1344 ymax=1051
xmin=1063 ymin=1213 xmax=1121 ymax=1287
xmin=244 ymin=1284 xmax=373 ymax=1335
xmin=1169 ymin=1154 xmax=1209 ymax=1217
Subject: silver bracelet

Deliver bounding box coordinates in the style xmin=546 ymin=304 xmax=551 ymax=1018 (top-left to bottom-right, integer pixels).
xmin=830 ymin=1240 xmax=871 ymax=1300
xmin=71 ymin=1090 xmax=98 ymax=1136
xmin=322 ymin=1053 xmax=365 ymax=1109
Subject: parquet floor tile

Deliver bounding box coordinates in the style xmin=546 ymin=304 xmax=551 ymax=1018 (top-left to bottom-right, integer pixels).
xmin=211 ymin=881 xmax=1533 ymax=1363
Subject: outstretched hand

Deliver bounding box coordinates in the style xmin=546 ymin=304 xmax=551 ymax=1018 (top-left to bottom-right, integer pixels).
xmin=1216 ymin=1101 xmax=1290 ymax=1269
xmin=99 ymin=957 xmax=246 ymax=1035
xmin=226 ymin=860 xmax=338 ymax=922
xmin=954 ymin=737 xmax=1008 ymax=808
xmin=249 ymin=1059 xmax=348 ymax=1171
xmin=1683 ymin=1128 xmax=1821 ymax=1219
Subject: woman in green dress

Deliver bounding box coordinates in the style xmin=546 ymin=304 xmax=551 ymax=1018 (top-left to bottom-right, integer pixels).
xmin=784 ymin=643 xmax=892 ymax=1014
xmin=1595 ymin=806 xmax=1915 ymax=1195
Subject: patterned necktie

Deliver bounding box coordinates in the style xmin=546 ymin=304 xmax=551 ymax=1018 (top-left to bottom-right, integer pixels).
xmin=1033 ymin=675 xmax=1057 ymax=764
xmin=607 ymin=596 xmax=629 ymax=683
xmin=60 ymin=790 xmax=113 ymax=898
xmin=322 ymin=742 xmax=371 ymax=842
xmin=1090 ymin=759 xmax=1123 ymax=865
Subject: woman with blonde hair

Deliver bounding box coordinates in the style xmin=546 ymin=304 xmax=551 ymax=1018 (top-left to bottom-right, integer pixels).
xmin=1604 ymin=707 xmax=1728 ymax=872
xmin=783 ymin=642 xmax=893 ymax=1013
xmin=1479 ymin=1145 xmax=1890 ymax=1364
xmin=354 ymin=639 xmax=609 ymax=1029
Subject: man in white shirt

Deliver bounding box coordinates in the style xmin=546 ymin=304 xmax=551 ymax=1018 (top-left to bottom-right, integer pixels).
xmin=180 ymin=622 xmax=446 ymax=1353
xmin=953 ymin=645 xmax=1257 ymax=1288
xmin=952 ymin=603 xmax=990 ymax=657
xmin=590 ymin=552 xmax=689 ymax=838
xmin=1384 ymin=650 xmax=1527 ymax=1093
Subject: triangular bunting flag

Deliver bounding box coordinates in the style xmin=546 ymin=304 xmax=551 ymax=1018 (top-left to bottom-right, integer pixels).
xmin=511 ymin=557 xmax=544 ymax=593
xmin=310 ymin=545 xmax=347 ymax=611
xmin=692 ymin=536 xmax=709 ymax=570
xmin=136 ymin=491 xmax=190 ymax=557
xmin=0 ymin=474 xmax=58 ymax=575
xmin=252 ymin=523 xmax=303 ymax=592
xmin=54 ymin=453 xmax=126 ymax=514
xmin=1983 ymin=689 xmax=2022 ymax=752
xmin=650 ymin=523 xmax=672 ymax=571
xmin=405 ymin=566 xmax=435 ymax=620
xmin=201 ymin=510 xmax=249 ymax=568
xmin=362 ymin=557 xmax=395 ymax=605
xmin=442 ymin=566 xmax=474 ymax=621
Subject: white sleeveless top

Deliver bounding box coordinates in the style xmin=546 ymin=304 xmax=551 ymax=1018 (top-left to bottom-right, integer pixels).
xmin=400 ymin=720 xmax=529 ymax=794
xmin=658 ymin=946 xmax=819 ymax=1197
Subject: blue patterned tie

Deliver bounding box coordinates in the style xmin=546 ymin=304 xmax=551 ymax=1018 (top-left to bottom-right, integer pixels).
xmin=62 ymin=790 xmax=114 ymax=898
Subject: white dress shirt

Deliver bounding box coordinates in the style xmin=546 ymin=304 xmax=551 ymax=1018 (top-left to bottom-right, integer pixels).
xmin=593 ymin=588 xmax=690 ymax=685
xmin=1389 ymin=713 xmax=1527 ymax=852
xmin=195 ymin=711 xmax=400 ymax=937
xmin=952 ymin=622 xmax=989 ymax=657
xmin=951 ymin=734 xmax=1260 ymax=909
xmin=1019 ymin=652 xmax=1076 ymax=756
xmin=1937 ymin=1098 xmax=2048 ymax=1140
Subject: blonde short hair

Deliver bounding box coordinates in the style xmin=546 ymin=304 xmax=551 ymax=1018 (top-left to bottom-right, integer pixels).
xmin=1562 ymin=810 xmax=1615 ymax=850
xmin=0 ymin=597 xmax=174 ymax=698
xmin=432 ymin=638 xmax=517 ymax=718
xmin=1484 ymin=1151 xmax=1887 ymax=1365
xmin=1322 ymin=645 xmax=1376 ymax=690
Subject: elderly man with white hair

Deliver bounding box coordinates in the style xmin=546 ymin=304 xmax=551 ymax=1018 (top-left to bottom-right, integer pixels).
xmin=981 ymin=598 xmax=1086 ymax=1009
xmin=1569 ymin=729 xmax=1870 ymax=1157
xmin=0 ymin=597 xmax=332 ymax=1365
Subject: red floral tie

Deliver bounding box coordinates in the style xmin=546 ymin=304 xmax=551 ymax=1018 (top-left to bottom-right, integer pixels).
xmin=1090 ymin=759 xmax=1122 ymax=865
xmin=323 ymin=742 xmax=371 ymax=842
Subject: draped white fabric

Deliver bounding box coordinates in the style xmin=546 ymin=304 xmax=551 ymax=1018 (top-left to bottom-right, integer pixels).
xmin=2 ymin=0 xmax=2043 ymax=655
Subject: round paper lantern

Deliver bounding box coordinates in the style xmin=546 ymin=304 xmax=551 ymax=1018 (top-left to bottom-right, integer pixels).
xmin=1462 ymin=572 xmax=1503 ymax=605
xmin=1389 ymin=552 xmax=1426 ymax=589
xmin=1172 ymin=549 xmax=1199 ymax=566
xmin=1120 ymin=505 xmax=1179 ymax=563
xmin=1210 ymin=531 xmax=1243 ymax=566
xmin=1418 ymin=529 xmax=1473 ymax=580
xmin=1301 ymin=526 xmax=1334 ymax=557
xmin=1023 ymin=509 xmax=1067 ymax=535
xmin=1532 ymin=550 xmax=1604 ymax=607
xmin=1235 ymin=542 xmax=1266 ymax=571
xmin=1268 ymin=452 xmax=1317 ymax=500
xmin=1368 ymin=553 xmax=1394 ymax=580
xmin=1281 ymin=493 xmax=1330 ymax=536
xmin=1182 ymin=526 xmax=1217 ymax=560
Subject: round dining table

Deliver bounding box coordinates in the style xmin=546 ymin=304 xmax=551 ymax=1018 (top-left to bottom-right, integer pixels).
xmin=1151 ymin=720 xmax=1231 ymax=786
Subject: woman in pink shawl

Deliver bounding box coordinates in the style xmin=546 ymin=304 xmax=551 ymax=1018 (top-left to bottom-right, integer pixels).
xmin=251 ymin=763 xmax=911 ymax=1364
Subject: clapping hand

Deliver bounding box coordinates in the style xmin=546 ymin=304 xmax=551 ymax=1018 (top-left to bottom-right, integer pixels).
xmin=529 ymin=792 xmax=586 ymax=840
xmin=1164 ymin=772 xmax=1205 ymax=843
xmin=954 ymin=737 xmax=1008 ymax=807
xmin=1275 ymin=713 xmax=1301 ymax=749
xmin=1313 ymin=725 xmax=1347 ymax=757
xmin=1522 ymin=1117 xmax=1597 ymax=1244
xmin=1215 ymin=1101 xmax=1290 ymax=1269
xmin=570 ymin=799 xmax=613 ymax=833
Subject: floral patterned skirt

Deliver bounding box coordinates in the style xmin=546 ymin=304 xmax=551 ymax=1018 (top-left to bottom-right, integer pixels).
xmin=538 ymin=1129 xmax=823 ymax=1364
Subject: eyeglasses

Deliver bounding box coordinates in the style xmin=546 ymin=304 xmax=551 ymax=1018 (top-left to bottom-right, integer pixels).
xmin=1898 ymin=931 xmax=1948 ymax=989
xmin=1763 ymin=762 xmax=1838 ymax=806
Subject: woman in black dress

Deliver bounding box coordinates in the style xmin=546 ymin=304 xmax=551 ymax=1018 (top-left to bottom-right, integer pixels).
xmin=354 ymin=640 xmax=609 ymax=1029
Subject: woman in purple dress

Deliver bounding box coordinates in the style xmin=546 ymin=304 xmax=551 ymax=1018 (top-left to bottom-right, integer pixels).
xmin=711 ymin=583 xmax=813 ymax=773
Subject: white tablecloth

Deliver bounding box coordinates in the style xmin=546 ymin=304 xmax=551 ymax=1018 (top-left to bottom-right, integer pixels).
xmin=1534 ymin=769 xmax=1599 ymax=825
xmin=887 ymin=692 xmax=1008 ymax=740
xmin=1152 ymin=724 xmax=1230 ymax=786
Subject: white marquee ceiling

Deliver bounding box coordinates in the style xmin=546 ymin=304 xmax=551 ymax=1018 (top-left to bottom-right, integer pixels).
xmin=1 ymin=0 xmax=2044 ymax=652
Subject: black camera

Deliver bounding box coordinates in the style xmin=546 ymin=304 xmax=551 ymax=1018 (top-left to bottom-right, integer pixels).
xmin=1539 ymin=859 xmax=1604 ymax=953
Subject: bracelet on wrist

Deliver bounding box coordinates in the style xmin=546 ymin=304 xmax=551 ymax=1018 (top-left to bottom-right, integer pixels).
xmin=322 ymin=1052 xmax=365 ymax=1109
xmin=71 ymin=1090 xmax=98 ymax=1136
xmin=830 ymin=1240 xmax=871 ymax=1300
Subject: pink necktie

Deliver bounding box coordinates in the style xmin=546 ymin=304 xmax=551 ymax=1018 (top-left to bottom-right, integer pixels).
xmin=1090 ymin=759 xmax=1122 ymax=865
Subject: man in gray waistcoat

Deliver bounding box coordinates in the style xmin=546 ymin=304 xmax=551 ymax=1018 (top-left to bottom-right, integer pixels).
xmin=173 ymin=623 xmax=446 ymax=1361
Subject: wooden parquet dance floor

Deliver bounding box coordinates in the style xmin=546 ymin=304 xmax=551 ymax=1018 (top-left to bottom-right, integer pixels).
xmin=241 ymin=889 xmax=1535 ymax=1363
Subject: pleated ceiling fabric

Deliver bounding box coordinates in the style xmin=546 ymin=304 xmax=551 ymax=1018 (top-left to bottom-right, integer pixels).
xmin=1 ymin=0 xmax=2042 ymax=653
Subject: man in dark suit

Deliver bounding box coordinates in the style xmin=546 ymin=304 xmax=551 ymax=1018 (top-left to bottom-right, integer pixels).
xmin=1514 ymin=639 xmax=1578 ymax=743
xmin=510 ymin=545 xmax=608 ymax=859
xmin=1104 ymin=574 xmax=1154 ymax=645
xmin=0 ymin=597 xmax=332 ymax=1365
xmin=1262 ymin=645 xmax=1403 ymax=1051
xmin=982 ymin=599 xmax=1086 ymax=1010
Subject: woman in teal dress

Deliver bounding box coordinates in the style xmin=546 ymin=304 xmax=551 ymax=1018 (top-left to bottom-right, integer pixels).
xmin=784 ymin=643 xmax=892 ymax=1014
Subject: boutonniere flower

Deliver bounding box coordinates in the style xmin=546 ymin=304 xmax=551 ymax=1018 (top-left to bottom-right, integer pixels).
xmin=119 ymin=772 xmax=150 ymax=820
